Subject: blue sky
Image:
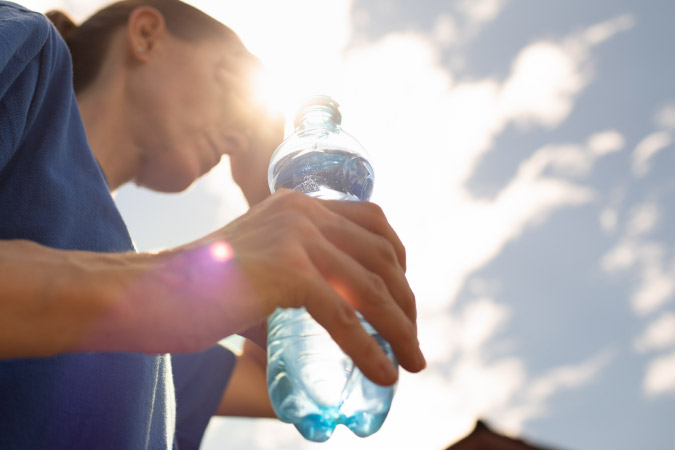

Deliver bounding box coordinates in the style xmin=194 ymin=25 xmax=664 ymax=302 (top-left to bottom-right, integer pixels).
xmin=24 ymin=0 xmax=675 ymax=448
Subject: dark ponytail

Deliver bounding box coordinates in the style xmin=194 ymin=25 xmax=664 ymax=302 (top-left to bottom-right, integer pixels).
xmin=45 ymin=0 xmax=241 ymax=94
xmin=45 ymin=10 xmax=77 ymax=41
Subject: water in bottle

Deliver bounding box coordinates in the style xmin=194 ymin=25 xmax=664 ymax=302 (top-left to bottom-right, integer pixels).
xmin=266 ymin=96 xmax=398 ymax=442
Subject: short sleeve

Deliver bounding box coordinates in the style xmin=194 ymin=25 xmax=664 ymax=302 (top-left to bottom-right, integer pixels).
xmin=0 ymin=2 xmax=51 ymax=172
xmin=171 ymin=345 xmax=237 ymax=450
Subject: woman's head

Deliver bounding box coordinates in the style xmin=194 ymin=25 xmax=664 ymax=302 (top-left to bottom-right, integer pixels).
xmin=47 ymin=1 xmax=273 ymax=193
xmin=47 ymin=0 xmax=242 ymax=94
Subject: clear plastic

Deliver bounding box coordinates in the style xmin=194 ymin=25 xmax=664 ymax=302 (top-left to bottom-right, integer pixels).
xmin=266 ymin=96 xmax=397 ymax=442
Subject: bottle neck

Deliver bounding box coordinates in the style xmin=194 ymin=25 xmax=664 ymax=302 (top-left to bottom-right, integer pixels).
xmin=295 ymin=106 xmax=341 ymax=133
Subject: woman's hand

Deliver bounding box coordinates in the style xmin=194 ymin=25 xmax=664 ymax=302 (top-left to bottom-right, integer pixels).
xmin=0 ymin=191 xmax=424 ymax=387
xmin=158 ymin=190 xmax=425 ymax=386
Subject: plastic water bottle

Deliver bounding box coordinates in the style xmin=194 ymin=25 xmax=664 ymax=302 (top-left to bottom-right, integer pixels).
xmin=266 ymin=96 xmax=398 ymax=442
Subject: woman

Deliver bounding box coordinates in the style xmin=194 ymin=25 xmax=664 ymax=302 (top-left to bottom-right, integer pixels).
xmin=0 ymin=1 xmax=425 ymax=449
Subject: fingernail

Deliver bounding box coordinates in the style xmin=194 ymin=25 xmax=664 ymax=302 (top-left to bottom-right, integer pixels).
xmin=417 ymin=348 xmax=427 ymax=370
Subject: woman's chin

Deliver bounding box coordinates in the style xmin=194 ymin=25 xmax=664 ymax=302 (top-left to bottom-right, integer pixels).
xmin=135 ymin=171 xmax=199 ymax=193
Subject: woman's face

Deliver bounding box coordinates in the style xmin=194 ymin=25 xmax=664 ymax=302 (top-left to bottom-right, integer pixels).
xmin=127 ymin=32 xmax=261 ymax=192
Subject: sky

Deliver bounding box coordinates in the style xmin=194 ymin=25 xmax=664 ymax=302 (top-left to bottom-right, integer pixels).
xmin=21 ymin=0 xmax=675 ymax=448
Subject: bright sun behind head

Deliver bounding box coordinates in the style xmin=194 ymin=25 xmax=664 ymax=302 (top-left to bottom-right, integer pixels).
xmin=251 ymin=66 xmax=297 ymax=128
xmin=199 ymin=1 xmax=352 ymax=134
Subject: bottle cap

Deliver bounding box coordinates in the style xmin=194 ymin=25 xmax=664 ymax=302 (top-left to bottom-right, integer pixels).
xmin=294 ymin=95 xmax=342 ymax=129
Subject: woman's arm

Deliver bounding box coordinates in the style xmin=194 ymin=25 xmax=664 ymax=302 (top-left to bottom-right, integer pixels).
xmin=0 ymin=192 xmax=424 ymax=385
xmin=216 ymin=340 xmax=275 ymax=418
xmin=0 ymin=239 xmax=133 ymax=359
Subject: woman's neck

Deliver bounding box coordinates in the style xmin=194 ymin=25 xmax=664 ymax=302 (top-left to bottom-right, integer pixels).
xmin=76 ymin=34 xmax=143 ymax=193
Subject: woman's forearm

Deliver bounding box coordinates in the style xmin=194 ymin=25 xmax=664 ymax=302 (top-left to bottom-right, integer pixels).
xmin=0 ymin=193 xmax=425 ymax=386
xmin=0 ymin=238 xmax=260 ymax=359
xmin=0 ymin=239 xmax=129 ymax=358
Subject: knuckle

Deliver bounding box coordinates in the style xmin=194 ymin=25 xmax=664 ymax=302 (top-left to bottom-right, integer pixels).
xmin=366 ymin=272 xmax=389 ymax=298
xmin=277 ymin=211 xmax=315 ymax=236
xmin=332 ymin=303 xmax=361 ymax=332
xmin=275 ymin=189 xmax=308 ymax=209
xmin=401 ymin=245 xmax=408 ymax=268
xmin=285 ymin=271 xmax=314 ymax=309
xmin=364 ymin=201 xmax=385 ymax=218
xmin=400 ymin=318 xmax=417 ymax=342
xmin=376 ymin=235 xmax=398 ymax=265
xmin=403 ymin=291 xmax=417 ymax=323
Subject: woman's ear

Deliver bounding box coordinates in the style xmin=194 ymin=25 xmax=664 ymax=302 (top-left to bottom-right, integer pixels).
xmin=126 ymin=6 xmax=166 ymax=62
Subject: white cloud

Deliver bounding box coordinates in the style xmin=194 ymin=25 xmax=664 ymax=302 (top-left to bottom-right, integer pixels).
xmin=417 ymin=313 xmax=459 ymax=365
xmin=632 ymin=131 xmax=673 ymax=178
xmin=457 ymin=297 xmax=510 ymax=352
xmin=599 ymin=207 xmax=619 ymax=234
xmin=375 ymin=370 xmax=478 ymax=450
xmin=519 ymin=130 xmax=623 ymax=180
xmin=627 ymin=202 xmax=661 ymax=237
xmin=601 ymin=202 xmax=662 ymax=272
xmin=588 ymin=130 xmax=625 ymax=156
xmin=433 ymin=14 xmax=460 ymax=47
xmin=498 ymin=14 xmax=633 ymax=131
xmin=495 ymin=350 xmax=614 ymax=434
xmin=634 ymin=312 xmax=675 ymax=353
xmin=419 ymin=299 xmax=613 ymax=444
xmin=632 ymin=257 xmax=675 ymax=315
xmin=401 ymin=296 xmax=525 ymax=449
xmin=458 ymin=0 xmax=508 ymax=25
xmin=656 ymin=102 xmax=675 ymax=129
xmin=451 ymin=356 xmax=526 ymax=416
xmin=526 ymin=351 xmax=613 ymax=402
xmin=338 ymin=15 xmax=630 ymax=312
xmin=644 ymin=350 xmax=675 ymax=397
xmin=582 ymin=14 xmax=635 ymax=46
xmin=601 ymin=202 xmax=674 ymax=316
xmin=601 ymin=239 xmax=641 ymax=272
xmin=499 ymin=42 xmax=586 ymax=129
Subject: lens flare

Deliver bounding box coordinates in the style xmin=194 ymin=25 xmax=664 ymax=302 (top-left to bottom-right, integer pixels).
xmin=252 ymin=68 xmax=282 ymax=113
xmin=210 ymin=241 xmax=233 ymax=262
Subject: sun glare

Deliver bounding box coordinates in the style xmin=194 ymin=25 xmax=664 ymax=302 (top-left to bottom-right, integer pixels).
xmin=252 ymin=67 xmax=294 ymax=121
xmin=251 ymin=62 xmax=337 ymax=135
xmin=209 ymin=241 xmax=233 ymax=262
xmin=197 ymin=1 xmax=352 ymax=135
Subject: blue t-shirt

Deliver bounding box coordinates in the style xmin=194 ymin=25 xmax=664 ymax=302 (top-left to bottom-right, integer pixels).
xmin=0 ymin=3 xmax=235 ymax=449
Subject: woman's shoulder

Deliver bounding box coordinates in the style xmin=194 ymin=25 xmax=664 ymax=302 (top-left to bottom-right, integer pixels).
xmin=0 ymin=2 xmax=52 ymax=73
xmin=0 ymin=2 xmax=69 ymax=171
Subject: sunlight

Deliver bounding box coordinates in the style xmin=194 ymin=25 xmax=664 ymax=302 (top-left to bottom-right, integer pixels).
xmin=196 ymin=0 xmax=353 ymax=132
xmin=209 ymin=241 xmax=233 ymax=262
xmin=250 ymin=64 xmax=311 ymax=133
xmin=251 ymin=68 xmax=285 ymax=117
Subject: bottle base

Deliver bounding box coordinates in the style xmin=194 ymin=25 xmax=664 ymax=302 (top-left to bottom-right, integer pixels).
xmin=286 ymin=410 xmax=388 ymax=442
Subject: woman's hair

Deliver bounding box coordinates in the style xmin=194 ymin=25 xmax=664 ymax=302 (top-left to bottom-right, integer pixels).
xmin=46 ymin=0 xmax=242 ymax=93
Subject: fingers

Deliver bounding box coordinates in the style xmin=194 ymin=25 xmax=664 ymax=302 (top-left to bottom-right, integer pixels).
xmin=261 ymin=191 xmax=425 ymax=377
xmin=318 ymin=215 xmax=417 ymax=325
xmin=320 ymin=200 xmax=407 ymax=271
xmin=305 ymin=237 xmax=424 ymax=381
xmin=285 ymin=194 xmax=415 ymax=324
xmin=300 ymin=271 xmax=400 ymax=386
